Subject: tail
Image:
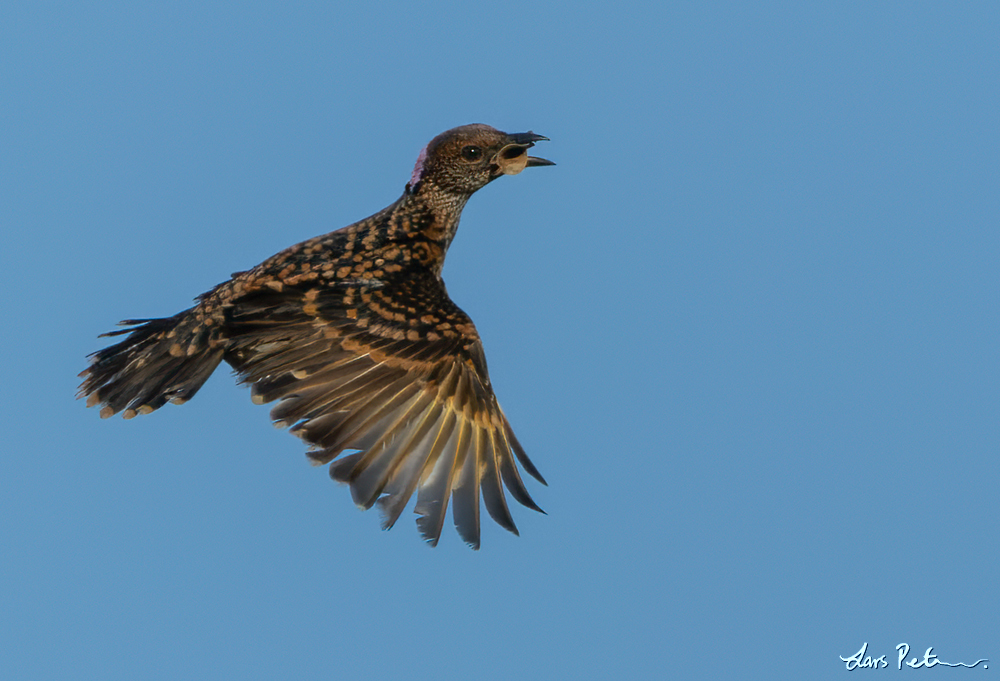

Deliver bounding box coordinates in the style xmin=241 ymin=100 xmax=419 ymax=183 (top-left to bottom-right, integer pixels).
xmin=79 ymin=309 xmax=226 ymax=419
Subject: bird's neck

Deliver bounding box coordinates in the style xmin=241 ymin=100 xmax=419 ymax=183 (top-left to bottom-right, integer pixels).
xmin=389 ymin=182 xmax=473 ymax=269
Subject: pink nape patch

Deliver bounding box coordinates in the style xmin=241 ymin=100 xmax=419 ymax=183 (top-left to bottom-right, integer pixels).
xmin=409 ymin=145 xmax=429 ymax=186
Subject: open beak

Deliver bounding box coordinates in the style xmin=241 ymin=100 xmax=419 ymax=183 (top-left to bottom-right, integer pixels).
xmin=493 ymin=131 xmax=555 ymax=175
xmin=526 ymin=155 xmax=556 ymax=167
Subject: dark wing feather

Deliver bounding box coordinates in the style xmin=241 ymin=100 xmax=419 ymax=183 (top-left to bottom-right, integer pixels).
xmin=223 ymin=275 xmax=545 ymax=548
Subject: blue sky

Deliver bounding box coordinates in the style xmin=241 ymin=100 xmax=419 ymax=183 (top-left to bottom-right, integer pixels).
xmin=2 ymin=1 xmax=998 ymax=679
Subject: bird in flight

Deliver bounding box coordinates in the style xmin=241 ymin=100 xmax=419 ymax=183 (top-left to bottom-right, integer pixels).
xmin=79 ymin=124 xmax=554 ymax=549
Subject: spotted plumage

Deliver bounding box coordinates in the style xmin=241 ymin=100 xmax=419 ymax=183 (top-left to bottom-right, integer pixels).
xmin=78 ymin=124 xmax=554 ymax=549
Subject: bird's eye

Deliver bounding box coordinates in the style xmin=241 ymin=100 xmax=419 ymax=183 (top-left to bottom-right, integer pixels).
xmin=461 ymin=145 xmax=483 ymax=161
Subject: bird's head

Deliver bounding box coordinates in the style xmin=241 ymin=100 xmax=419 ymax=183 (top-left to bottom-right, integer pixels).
xmin=407 ymin=124 xmax=554 ymax=196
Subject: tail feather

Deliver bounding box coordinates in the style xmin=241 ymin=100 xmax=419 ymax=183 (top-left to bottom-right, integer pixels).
xmin=79 ymin=310 xmax=226 ymax=419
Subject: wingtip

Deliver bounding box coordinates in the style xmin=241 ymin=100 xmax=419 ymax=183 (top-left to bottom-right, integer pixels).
xmin=463 ymin=538 xmax=481 ymax=551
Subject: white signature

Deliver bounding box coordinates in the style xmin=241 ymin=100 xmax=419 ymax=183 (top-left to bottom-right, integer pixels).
xmin=841 ymin=642 xmax=987 ymax=670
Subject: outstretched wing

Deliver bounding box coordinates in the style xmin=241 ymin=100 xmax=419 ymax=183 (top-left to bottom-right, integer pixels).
xmin=223 ymin=275 xmax=545 ymax=548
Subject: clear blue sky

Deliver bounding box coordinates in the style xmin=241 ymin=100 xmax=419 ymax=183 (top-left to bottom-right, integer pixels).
xmin=3 ymin=2 xmax=997 ymax=679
